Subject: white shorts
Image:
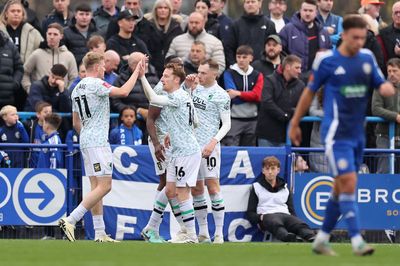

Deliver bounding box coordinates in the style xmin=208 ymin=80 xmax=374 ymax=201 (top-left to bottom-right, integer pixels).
xmin=167 ymin=152 xmax=201 ymax=187
xmin=81 ymin=146 xmax=113 ymax=177
xmin=148 ymin=137 xmax=171 ymax=175
xmin=198 ymin=143 xmax=221 ymax=180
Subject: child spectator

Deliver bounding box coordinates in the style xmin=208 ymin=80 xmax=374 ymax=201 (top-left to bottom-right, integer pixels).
xmin=37 ymin=113 xmax=63 ymax=169
xmin=0 ymin=105 xmax=29 ymax=167
xmin=109 ymin=106 xmax=143 ymax=145
xmin=24 ymin=101 xmax=52 ymax=168
xmin=0 ymin=150 xmax=11 ymax=168
xmin=223 ymin=45 xmax=263 ymax=146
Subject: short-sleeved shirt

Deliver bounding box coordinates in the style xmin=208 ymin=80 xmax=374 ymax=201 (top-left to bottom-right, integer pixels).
xmin=192 ymin=83 xmax=231 ymax=147
xmin=151 ymin=81 xmax=169 ymax=142
xmin=164 ymin=88 xmax=200 ymax=158
xmin=71 ymin=77 xmax=111 ymax=149
xmin=308 ymin=49 xmax=385 ymax=143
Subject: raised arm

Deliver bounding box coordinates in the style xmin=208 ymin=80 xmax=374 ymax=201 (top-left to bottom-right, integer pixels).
xmin=140 ymin=75 xmax=169 ymax=106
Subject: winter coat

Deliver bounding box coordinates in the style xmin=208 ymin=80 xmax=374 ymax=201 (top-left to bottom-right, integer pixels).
xmin=0 ymin=22 xmax=43 ymax=63
xmin=93 ymin=6 xmax=120 ymax=37
xmin=256 ymin=69 xmax=304 ymax=142
xmin=41 ymin=9 xmax=73 ymax=36
xmin=0 ymin=31 xmax=23 ymax=108
xmin=22 ymin=41 xmax=78 ymax=93
xmin=106 ymin=34 xmax=149 ymax=62
xmin=372 ymin=86 xmax=400 ymax=137
xmin=251 ymin=53 xmax=286 ymax=78
xmin=279 ymin=12 xmax=331 ymax=72
xmin=224 ymin=14 xmax=276 ymax=66
xmin=0 ymin=121 xmax=29 ymax=167
xmin=24 ymin=75 xmax=72 ymax=112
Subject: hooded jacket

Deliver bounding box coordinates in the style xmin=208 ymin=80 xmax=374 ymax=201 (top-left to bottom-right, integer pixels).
xmin=22 ymin=41 xmax=78 ymax=93
xmin=0 ymin=22 xmax=43 ymax=63
xmin=0 ymin=31 xmax=24 ymax=108
xmin=279 ymin=12 xmax=331 ymax=72
xmin=223 ymin=64 xmax=263 ymax=119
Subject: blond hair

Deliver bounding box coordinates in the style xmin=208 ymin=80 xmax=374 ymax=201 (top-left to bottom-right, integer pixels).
xmin=0 ymin=0 xmax=27 ymax=26
xmin=150 ymin=0 xmax=173 ymax=33
xmin=0 ymin=105 xmax=17 ymax=117
xmin=82 ymin=52 xmax=104 ymax=71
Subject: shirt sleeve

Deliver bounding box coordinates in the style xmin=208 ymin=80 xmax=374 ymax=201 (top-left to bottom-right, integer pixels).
xmin=216 ymin=92 xmax=231 ymax=116
xmin=166 ymin=93 xmax=180 ymax=108
xmin=96 ymin=79 xmax=112 ymax=97
xmin=369 ymin=54 xmax=386 ymax=89
xmin=308 ymin=55 xmax=330 ymax=93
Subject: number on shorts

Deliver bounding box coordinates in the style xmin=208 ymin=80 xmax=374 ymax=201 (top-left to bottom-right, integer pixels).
xmin=175 ymin=166 xmax=186 ymax=177
xmin=186 ymin=102 xmax=193 ymax=126
xmin=74 ymin=95 xmax=92 ymax=119
xmin=206 ymin=157 xmax=217 ymax=168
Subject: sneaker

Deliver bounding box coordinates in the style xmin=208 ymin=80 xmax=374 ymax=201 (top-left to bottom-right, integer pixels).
xmin=213 ymin=235 xmax=224 ymax=244
xmin=94 ymin=235 xmax=120 ymax=243
xmin=168 ymin=229 xmax=187 ymax=243
xmin=170 ymin=233 xmax=198 ymax=244
xmin=353 ymin=242 xmax=374 ymax=256
xmin=141 ymin=229 xmax=166 ymax=243
xmin=312 ymin=240 xmax=337 ymax=256
xmin=198 ymin=234 xmax=212 ymax=244
xmin=58 ymin=218 xmax=75 ymax=242
xmin=41 ymin=235 xmax=56 ymax=240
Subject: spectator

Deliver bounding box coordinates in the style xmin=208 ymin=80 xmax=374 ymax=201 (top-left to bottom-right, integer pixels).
xmin=87 ymin=35 xmax=106 ymax=54
xmin=143 ymin=0 xmax=183 ymax=77
xmin=256 ymin=55 xmax=304 ymax=147
xmin=25 ymin=64 xmax=71 ymax=113
xmin=359 ymin=0 xmax=386 ymax=31
xmin=0 ymin=30 xmax=23 ymax=109
xmin=22 ymin=23 xmax=78 ymax=93
xmin=24 ymin=101 xmax=52 ymax=168
xmin=63 ymin=3 xmax=98 ymax=66
xmin=252 ymin=34 xmax=285 ymax=77
xmin=184 ymin=41 xmax=207 ymax=75
xmin=167 ymin=12 xmax=225 ymax=75
xmin=104 ymin=50 xmax=120 ymax=84
xmin=106 ymin=9 xmax=149 ymax=64
xmin=317 ymin=0 xmax=343 ymax=47
xmin=268 ymin=0 xmax=289 ymax=33
xmin=0 ymin=0 xmax=42 ymax=32
xmin=279 ymin=0 xmax=331 ymax=73
xmin=0 ymin=150 xmax=11 ymax=168
xmin=111 ymin=52 xmax=158 ymax=142
xmin=171 ymin=0 xmax=188 ymax=31
xmin=93 ymin=0 xmax=120 ymax=37
xmin=68 ymin=63 xmax=86 ymax=91
xmin=109 ymin=106 xmax=143 ymax=145
xmin=372 ymin=58 xmax=400 ymax=173
xmin=105 ymin=0 xmax=152 ymax=43
xmin=224 ymin=0 xmax=276 ymax=67
xmin=195 ymin=0 xmax=220 ymax=38
xmin=209 ymin=0 xmax=233 ymax=42
xmin=294 ymin=155 xmax=310 ymax=173
xmin=0 ymin=105 xmax=29 ymax=167
xmin=378 ymin=1 xmax=400 ymax=71
xmin=222 ymin=45 xmax=263 ymax=146
xmin=246 ymin=156 xmax=315 ymax=242
xmin=0 ymin=0 xmax=43 ymax=63
xmin=41 ymin=0 xmax=73 ymax=36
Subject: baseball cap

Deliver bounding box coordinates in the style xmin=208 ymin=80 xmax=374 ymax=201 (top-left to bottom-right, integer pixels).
xmin=117 ymin=9 xmax=139 ymax=21
xmin=266 ymin=34 xmax=282 ymax=45
xmin=361 ymin=0 xmax=384 ymax=6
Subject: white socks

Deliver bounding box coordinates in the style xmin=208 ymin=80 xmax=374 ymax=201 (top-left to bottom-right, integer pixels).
xmin=93 ymin=215 xmax=106 ymax=239
xmin=66 ymin=204 xmax=88 ymax=225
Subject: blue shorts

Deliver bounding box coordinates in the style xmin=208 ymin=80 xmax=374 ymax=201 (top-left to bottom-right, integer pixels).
xmin=325 ymin=139 xmax=364 ymax=176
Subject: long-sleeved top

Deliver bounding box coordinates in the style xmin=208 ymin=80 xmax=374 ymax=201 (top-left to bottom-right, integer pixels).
xmin=246 ymin=175 xmax=296 ymax=225
xmin=109 ymin=124 xmax=143 ymax=145
xmin=0 ymin=121 xmax=29 ymax=167
xmin=372 ymin=85 xmax=400 ymax=137
xmin=37 ymin=131 xmax=63 ymax=168
xmin=316 ymin=11 xmax=343 ymax=46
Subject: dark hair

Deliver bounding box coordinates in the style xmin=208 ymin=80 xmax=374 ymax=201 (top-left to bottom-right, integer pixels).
xmin=51 ymin=64 xmax=68 ymax=77
xmin=282 ymin=54 xmax=302 ymax=69
xmin=236 ymin=45 xmax=253 ymax=56
xmin=87 ymin=35 xmax=105 ymax=50
xmin=44 ymin=113 xmax=62 ymax=130
xmin=35 ymin=101 xmax=51 ymax=113
xmin=47 ymin=22 xmax=63 ymax=34
xmin=262 ymin=156 xmax=281 ymax=168
xmin=200 ymin=59 xmax=219 ymax=72
xmin=75 ymin=3 xmax=92 ymax=13
xmin=165 ymin=63 xmax=186 ymax=83
xmin=119 ymin=106 xmax=137 ymax=123
xmin=195 ymin=0 xmax=211 ymax=8
xmin=165 ymin=55 xmax=183 ymax=66
xmin=387 ymin=58 xmax=400 ymax=69
xmin=342 ymin=15 xmax=368 ymax=31
xmin=303 ymin=0 xmax=317 ymax=6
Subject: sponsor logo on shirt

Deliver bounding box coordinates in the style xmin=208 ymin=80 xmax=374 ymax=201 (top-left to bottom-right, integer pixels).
xmin=193 ymin=96 xmax=207 ymax=110
xmin=340 ymin=85 xmax=367 ymax=98
xmin=102 ymin=82 xmax=112 ymax=88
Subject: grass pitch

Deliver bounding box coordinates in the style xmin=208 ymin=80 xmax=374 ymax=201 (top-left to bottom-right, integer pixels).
xmin=1 ymin=240 xmax=398 ymax=266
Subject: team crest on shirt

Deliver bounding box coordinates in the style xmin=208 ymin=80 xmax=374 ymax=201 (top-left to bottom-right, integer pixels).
xmin=102 ymin=82 xmax=112 ymax=88
xmin=208 ymin=94 xmax=214 ymax=100
xmin=15 ymin=132 xmax=20 ymax=139
xmin=93 ymin=163 xmax=101 ymax=172
xmin=363 ymin=63 xmax=372 ymax=75
xmin=337 ymin=158 xmax=348 ymax=170
xmin=1 ymin=133 xmax=7 ymax=141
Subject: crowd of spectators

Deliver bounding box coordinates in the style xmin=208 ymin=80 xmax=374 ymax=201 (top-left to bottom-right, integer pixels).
xmin=0 ymin=0 xmax=399 ymax=175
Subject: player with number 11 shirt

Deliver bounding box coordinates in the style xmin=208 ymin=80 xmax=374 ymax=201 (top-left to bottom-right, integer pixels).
xmin=59 ymin=52 xmax=145 ymax=243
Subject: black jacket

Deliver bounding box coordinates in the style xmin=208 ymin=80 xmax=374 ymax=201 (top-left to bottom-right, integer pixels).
xmin=144 ymin=19 xmax=183 ymax=77
xmin=184 ymin=60 xmax=199 ymax=75
xmin=111 ymin=64 xmax=159 ymax=112
xmin=206 ymin=14 xmax=221 ymax=39
xmin=24 ymin=76 xmax=72 ymax=112
xmin=41 ymin=9 xmax=73 ymax=36
xmin=251 ymin=53 xmax=286 ymax=78
xmin=105 ymin=14 xmax=152 ymax=44
xmin=106 ymin=34 xmax=149 ymax=63
xmin=246 ymin=175 xmax=296 ymax=225
xmin=63 ymin=18 xmax=98 ymax=65
xmin=256 ymin=69 xmax=304 ymax=142
xmin=0 ymin=31 xmax=24 ymax=108
xmin=225 ymin=14 xmax=276 ymax=66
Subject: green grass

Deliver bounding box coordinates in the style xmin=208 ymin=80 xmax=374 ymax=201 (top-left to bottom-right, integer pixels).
xmin=1 ymin=240 xmax=399 ymax=266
